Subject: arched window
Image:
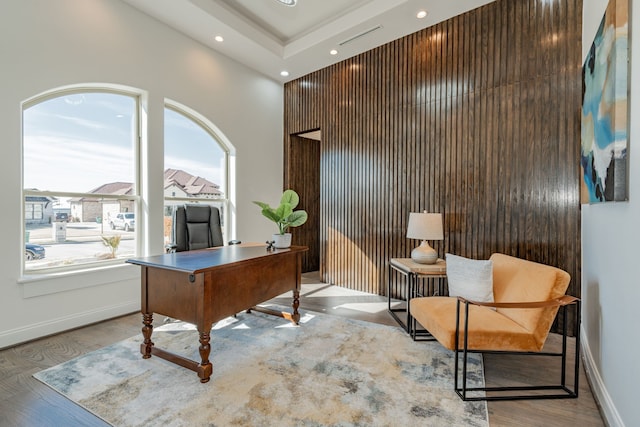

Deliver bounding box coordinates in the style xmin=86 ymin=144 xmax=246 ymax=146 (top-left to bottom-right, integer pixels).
xmin=163 ymin=104 xmax=230 ymax=244
xmin=23 ymin=90 xmax=139 ymax=273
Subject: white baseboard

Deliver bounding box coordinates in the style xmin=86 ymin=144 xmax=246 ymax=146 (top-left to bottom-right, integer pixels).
xmin=581 ymin=328 xmax=625 ymax=427
xmin=0 ymin=301 xmax=139 ymax=349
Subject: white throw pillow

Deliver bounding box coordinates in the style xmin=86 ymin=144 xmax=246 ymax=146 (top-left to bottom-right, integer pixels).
xmin=445 ymin=253 xmax=494 ymax=303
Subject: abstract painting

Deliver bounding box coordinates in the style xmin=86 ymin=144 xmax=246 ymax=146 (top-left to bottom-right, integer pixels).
xmin=581 ymin=0 xmax=629 ymax=203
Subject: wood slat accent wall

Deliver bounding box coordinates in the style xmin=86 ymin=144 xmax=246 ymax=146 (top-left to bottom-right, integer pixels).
xmin=284 ymin=0 xmax=582 ymax=332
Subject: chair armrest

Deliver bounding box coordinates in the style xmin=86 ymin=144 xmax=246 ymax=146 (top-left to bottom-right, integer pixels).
xmin=457 ymin=295 xmax=579 ymax=309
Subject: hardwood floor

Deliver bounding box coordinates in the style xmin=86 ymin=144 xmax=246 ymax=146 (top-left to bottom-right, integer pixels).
xmin=0 ymin=272 xmax=604 ymax=426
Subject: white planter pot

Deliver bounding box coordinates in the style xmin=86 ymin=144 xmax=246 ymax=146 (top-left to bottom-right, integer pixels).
xmin=272 ymin=233 xmax=292 ymax=249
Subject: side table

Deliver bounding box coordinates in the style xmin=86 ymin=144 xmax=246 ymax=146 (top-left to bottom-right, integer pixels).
xmin=388 ymin=258 xmax=447 ymax=337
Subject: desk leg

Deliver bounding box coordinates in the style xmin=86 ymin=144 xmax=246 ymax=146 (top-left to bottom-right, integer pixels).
xmin=140 ymin=312 xmax=154 ymax=359
xmin=197 ymin=330 xmax=213 ymax=383
xmin=292 ymin=289 xmax=301 ymax=324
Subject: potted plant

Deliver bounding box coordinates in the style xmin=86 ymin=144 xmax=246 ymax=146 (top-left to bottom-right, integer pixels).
xmin=253 ymin=189 xmax=308 ymax=248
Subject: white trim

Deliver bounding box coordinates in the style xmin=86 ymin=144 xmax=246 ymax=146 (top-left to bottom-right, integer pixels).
xmin=581 ymin=328 xmax=626 ymax=427
xmin=22 ymin=87 xmax=143 ymax=276
xmin=20 ymin=263 xmax=139 ymax=298
xmin=0 ymin=300 xmax=139 ymax=350
xmin=162 ymin=99 xmax=237 ymax=242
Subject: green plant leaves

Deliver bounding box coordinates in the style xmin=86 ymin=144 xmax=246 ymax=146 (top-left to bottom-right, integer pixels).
xmin=275 ymin=203 xmax=293 ymax=221
xmin=280 ymin=189 xmax=299 ymax=209
xmin=253 ymin=189 xmax=308 ymax=235
xmin=252 ymin=201 xmax=271 ymax=211
xmin=259 ymin=207 xmax=281 ymax=224
xmin=287 ymin=210 xmax=308 ymax=228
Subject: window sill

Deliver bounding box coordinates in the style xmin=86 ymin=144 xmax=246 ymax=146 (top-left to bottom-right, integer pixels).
xmin=19 ymin=262 xmax=139 ymax=298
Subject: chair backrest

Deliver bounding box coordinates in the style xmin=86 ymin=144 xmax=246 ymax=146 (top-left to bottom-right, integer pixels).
xmin=172 ymin=205 xmax=224 ymax=252
xmin=490 ymin=253 xmax=571 ymax=347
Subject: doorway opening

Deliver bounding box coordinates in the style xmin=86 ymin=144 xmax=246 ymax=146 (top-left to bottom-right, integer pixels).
xmin=287 ymin=129 xmax=320 ymax=273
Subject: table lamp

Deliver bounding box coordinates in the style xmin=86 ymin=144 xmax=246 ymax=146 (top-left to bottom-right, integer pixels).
xmin=406 ymin=212 xmax=443 ymax=264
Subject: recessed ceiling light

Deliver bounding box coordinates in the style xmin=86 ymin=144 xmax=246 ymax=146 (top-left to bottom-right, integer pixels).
xmin=330 ymin=49 xmax=338 ymax=55
xmin=280 ymin=71 xmax=290 ymax=77
xmin=214 ymin=35 xmax=224 ymax=42
xmin=274 ymin=0 xmax=296 ymax=6
xmin=417 ymin=10 xmax=428 ymax=19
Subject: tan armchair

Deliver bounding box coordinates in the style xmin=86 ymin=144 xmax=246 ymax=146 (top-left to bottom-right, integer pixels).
xmin=410 ymin=253 xmax=580 ymax=401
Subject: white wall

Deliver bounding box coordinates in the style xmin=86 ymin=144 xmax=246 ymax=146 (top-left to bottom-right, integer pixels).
xmin=0 ymin=0 xmax=284 ymax=348
xmin=582 ymin=1 xmax=639 ymax=426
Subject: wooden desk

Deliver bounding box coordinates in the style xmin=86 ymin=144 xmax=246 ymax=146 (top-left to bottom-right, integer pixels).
xmin=127 ymin=244 xmax=308 ymax=383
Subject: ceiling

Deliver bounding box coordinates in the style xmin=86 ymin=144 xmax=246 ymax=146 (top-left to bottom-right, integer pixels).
xmin=120 ymin=0 xmax=495 ymax=82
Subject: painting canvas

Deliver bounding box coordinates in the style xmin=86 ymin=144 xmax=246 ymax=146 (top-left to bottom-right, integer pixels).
xmin=581 ymin=0 xmax=629 ymax=203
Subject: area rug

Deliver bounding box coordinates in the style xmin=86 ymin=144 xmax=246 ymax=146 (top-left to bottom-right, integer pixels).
xmin=34 ymin=307 xmax=488 ymax=426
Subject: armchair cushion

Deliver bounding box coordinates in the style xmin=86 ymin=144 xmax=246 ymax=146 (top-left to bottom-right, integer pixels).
xmin=410 ymin=297 xmax=541 ymax=351
xmin=490 ymin=253 xmax=570 ymax=346
xmin=445 ymin=253 xmax=494 ymax=304
xmin=410 ymin=253 xmax=571 ymax=352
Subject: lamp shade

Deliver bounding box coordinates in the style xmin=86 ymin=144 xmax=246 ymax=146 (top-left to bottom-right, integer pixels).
xmin=406 ymin=212 xmax=443 ymax=241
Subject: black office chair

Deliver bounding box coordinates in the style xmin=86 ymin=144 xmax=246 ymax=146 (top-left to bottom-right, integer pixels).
xmin=166 ymin=205 xmax=238 ymax=253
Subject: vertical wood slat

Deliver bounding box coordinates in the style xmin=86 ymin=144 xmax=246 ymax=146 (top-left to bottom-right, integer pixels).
xmin=284 ymin=0 xmax=582 ymax=334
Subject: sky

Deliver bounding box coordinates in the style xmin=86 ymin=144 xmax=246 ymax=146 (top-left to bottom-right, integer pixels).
xmin=23 ymin=92 xmax=225 ymax=195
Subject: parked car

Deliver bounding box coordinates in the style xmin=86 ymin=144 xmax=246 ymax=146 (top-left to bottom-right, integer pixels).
xmin=55 ymin=212 xmax=69 ymax=222
xmin=110 ymin=212 xmax=135 ymax=231
xmin=25 ymin=243 xmax=46 ymax=260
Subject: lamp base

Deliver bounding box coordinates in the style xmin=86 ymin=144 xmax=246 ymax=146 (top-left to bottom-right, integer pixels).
xmin=411 ymin=241 xmax=438 ymax=264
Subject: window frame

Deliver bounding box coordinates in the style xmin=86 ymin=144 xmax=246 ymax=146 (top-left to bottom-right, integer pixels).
xmin=21 ymin=87 xmax=142 ymax=276
xmin=163 ymin=102 xmax=231 ymax=243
